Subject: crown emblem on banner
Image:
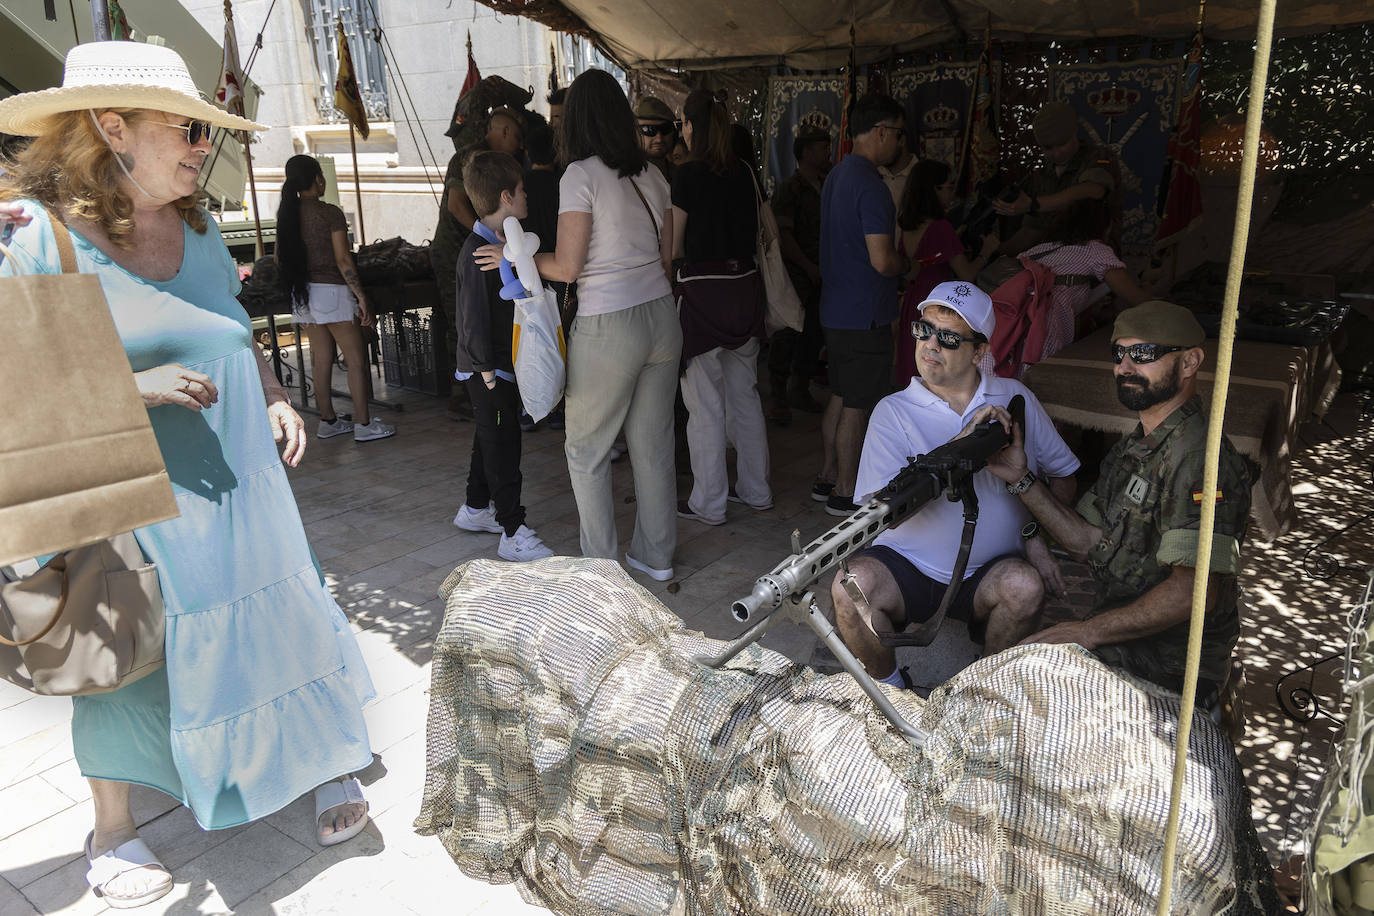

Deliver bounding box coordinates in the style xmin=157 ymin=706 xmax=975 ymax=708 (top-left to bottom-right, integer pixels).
xmin=923 ymin=103 xmax=960 ymax=132
xmin=797 ymin=107 xmax=834 ymax=136
xmin=1088 ymin=86 xmax=1139 ymax=117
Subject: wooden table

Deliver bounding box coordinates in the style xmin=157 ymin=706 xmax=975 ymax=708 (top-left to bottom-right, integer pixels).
xmin=1021 ymin=326 xmax=1341 ymax=539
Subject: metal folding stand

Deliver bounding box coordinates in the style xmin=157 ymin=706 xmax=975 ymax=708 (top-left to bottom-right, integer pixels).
xmin=695 ymin=587 xmax=930 ymax=749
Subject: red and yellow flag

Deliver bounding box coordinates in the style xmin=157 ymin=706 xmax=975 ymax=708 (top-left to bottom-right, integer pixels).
xmin=1155 ymin=30 xmax=1204 ymax=247
xmin=333 ymin=18 xmax=370 ymax=140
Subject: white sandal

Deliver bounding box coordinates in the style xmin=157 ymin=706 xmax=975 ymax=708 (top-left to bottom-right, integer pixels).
xmin=84 ymin=831 xmax=173 ymax=909
xmin=314 ymin=776 xmax=370 ymax=847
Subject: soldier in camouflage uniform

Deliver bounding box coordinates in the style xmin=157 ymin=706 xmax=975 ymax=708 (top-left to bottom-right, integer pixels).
xmin=992 ymin=100 xmax=1119 ymax=257
xmin=977 ymin=300 xmax=1252 ymax=699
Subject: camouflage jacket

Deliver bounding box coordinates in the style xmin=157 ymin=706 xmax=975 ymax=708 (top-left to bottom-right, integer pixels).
xmin=1005 ymin=143 xmax=1119 ymax=253
xmin=1076 ymin=396 xmax=1251 ymax=690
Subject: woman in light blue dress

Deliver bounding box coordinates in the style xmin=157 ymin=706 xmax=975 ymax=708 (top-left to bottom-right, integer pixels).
xmin=0 ymin=42 xmax=375 ymax=909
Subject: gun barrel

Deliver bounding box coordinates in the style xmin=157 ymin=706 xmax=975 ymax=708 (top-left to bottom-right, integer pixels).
xmin=732 ymin=575 xmax=786 ymax=621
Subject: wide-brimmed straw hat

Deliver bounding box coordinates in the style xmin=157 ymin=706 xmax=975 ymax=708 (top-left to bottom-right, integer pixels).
xmin=0 ymin=41 xmax=265 ymax=137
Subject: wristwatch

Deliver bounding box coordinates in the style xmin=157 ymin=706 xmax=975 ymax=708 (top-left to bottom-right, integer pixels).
xmin=1006 ymin=471 xmax=1036 ymax=495
xmin=1021 ymin=520 xmax=1040 ymax=541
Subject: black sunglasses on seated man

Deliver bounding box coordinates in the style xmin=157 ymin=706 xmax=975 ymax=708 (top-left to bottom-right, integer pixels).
xmin=912 ymin=319 xmax=986 ymax=350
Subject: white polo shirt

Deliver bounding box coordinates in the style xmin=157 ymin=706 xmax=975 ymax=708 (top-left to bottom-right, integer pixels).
xmin=855 ymin=372 xmax=1080 ymax=583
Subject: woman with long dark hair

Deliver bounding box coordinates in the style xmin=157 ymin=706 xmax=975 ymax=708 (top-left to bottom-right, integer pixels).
xmin=483 ymin=69 xmax=678 ymax=579
xmin=670 ymin=90 xmax=771 ymax=525
xmin=276 ymin=154 xmax=393 ymax=441
xmin=892 ymin=158 xmax=997 ymax=384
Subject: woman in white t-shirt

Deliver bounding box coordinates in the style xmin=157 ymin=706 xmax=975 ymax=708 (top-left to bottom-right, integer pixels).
xmin=482 ymin=69 xmax=679 ymax=580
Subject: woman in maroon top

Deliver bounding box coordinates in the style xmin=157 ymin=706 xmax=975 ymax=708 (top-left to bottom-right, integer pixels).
xmin=276 ymin=155 xmax=393 ymax=441
xmin=893 ymin=159 xmax=998 ymax=385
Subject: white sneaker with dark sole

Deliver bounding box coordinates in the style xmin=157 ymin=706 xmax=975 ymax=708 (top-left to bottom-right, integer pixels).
xmin=498 ymin=525 xmax=555 ymax=562
xmin=453 ymin=503 xmax=503 ymax=533
xmin=353 ymin=417 xmax=396 ymax=442
xmin=624 ymin=552 xmax=673 ymax=582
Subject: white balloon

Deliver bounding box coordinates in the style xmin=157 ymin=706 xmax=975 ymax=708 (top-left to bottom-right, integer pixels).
xmin=503 ymin=216 xmax=543 ymax=299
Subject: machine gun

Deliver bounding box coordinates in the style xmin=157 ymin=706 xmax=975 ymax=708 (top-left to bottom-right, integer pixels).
xmin=953 ymin=174 xmax=1023 ymax=254
xmin=697 ymin=396 xmax=1026 ymax=749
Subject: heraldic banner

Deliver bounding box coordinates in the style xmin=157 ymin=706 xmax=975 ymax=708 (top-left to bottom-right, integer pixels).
xmin=888 ymin=60 xmax=995 ymax=180
xmin=1048 ymin=57 xmax=1183 ymax=254
xmin=763 ymin=73 xmax=866 ymax=197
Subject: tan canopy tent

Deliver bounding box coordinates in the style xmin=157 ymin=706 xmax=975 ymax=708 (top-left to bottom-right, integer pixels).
xmin=488 ymin=0 xmax=1374 ymax=70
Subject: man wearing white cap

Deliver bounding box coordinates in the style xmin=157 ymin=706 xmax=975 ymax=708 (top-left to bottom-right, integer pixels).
xmin=830 ymin=281 xmax=1080 ymax=689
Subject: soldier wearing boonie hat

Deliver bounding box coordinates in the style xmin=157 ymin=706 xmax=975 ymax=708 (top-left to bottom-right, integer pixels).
xmin=979 ymin=295 xmax=1254 ymax=709
xmin=634 ymin=96 xmax=678 ymax=179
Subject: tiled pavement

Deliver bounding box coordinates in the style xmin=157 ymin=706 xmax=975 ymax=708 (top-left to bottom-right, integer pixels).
xmin=2 ymin=355 xmax=1370 ymax=914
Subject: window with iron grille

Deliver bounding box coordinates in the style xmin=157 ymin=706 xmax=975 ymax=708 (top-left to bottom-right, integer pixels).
xmin=302 ymin=0 xmax=390 ymax=124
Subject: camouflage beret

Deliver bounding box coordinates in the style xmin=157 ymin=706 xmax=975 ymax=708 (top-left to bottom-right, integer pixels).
xmin=1112 ymin=300 xmax=1206 ymax=347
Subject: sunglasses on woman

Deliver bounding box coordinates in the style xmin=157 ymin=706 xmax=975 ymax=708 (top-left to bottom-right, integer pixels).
xmin=1111 ymin=342 xmax=1186 ymax=364
xmin=912 ymin=319 xmax=983 ymax=350
xmin=638 ymin=122 xmax=677 ymax=137
xmin=149 ymin=119 xmax=213 ymax=145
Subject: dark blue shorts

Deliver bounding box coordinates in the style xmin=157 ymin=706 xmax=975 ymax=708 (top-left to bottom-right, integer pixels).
xmin=857 ymin=545 xmax=1018 ymax=644
xmin=823 ymin=326 xmax=892 ymax=410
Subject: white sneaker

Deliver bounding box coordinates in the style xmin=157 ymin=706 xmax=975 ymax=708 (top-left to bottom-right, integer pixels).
xmin=353 ymin=417 xmax=396 ymax=442
xmin=624 ymin=552 xmax=673 ymax=582
xmin=453 ymin=503 xmax=502 ymax=533
xmin=317 ymin=416 xmax=352 ymax=439
xmin=498 ymin=525 xmax=555 ymax=562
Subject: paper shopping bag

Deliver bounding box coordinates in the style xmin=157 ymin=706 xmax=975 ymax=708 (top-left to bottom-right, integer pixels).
xmin=0 ymin=225 xmax=179 ymax=568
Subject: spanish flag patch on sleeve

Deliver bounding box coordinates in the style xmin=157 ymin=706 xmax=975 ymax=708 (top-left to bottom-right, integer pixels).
xmin=1192 ymin=488 xmax=1223 ymax=504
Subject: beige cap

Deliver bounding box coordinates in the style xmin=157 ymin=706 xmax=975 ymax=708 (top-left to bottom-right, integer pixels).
xmin=633 ymin=96 xmax=675 ymax=123
xmin=1112 ymin=300 xmax=1206 ymax=347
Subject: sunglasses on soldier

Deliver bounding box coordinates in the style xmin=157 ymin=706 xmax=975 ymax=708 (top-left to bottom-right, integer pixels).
xmin=1111 ymin=342 xmax=1186 ymax=365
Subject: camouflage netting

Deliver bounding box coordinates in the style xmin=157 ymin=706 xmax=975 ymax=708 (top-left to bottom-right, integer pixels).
xmin=415 ymin=557 xmax=1279 ymax=915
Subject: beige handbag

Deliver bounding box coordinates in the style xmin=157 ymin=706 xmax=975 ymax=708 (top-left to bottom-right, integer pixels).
xmin=0 ymin=210 xmax=174 ymax=695
xmin=751 ymin=177 xmax=804 ymax=335
xmin=1 ymin=535 xmax=165 ymax=695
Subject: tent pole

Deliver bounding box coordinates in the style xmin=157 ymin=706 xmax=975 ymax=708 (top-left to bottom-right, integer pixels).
xmin=89 ymin=0 xmax=109 ymax=40
xmin=1153 ymin=0 xmax=1276 ymax=911
xmin=348 ymin=124 xmax=366 ymax=245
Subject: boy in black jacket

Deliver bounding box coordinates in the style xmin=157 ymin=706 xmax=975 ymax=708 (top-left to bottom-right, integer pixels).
xmin=450 ymin=150 xmax=554 ymax=562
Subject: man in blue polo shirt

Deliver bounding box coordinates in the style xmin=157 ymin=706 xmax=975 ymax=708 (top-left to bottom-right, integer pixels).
xmin=813 ymin=94 xmax=911 ymax=516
